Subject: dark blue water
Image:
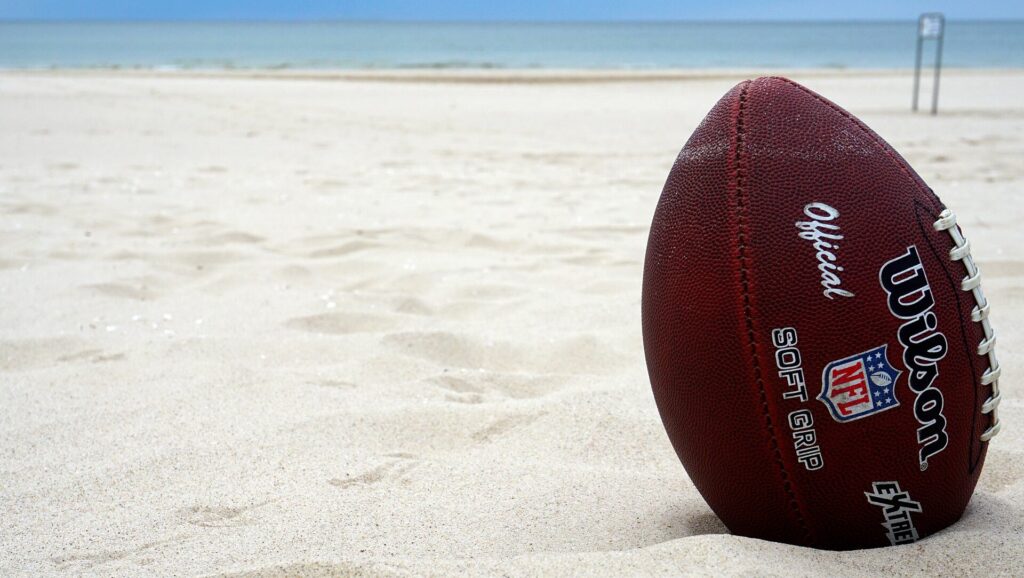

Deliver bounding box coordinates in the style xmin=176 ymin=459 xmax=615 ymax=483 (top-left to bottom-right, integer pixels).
xmin=0 ymin=21 xmax=1021 ymax=69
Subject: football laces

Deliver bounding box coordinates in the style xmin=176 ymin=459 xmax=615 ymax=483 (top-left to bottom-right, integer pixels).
xmin=933 ymin=208 xmax=1001 ymax=442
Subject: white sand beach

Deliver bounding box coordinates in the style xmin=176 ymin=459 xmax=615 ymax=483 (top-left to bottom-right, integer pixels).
xmin=0 ymin=69 xmax=1022 ymax=576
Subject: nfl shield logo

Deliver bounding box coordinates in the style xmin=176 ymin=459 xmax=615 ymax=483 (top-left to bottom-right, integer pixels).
xmin=818 ymin=344 xmax=901 ymax=422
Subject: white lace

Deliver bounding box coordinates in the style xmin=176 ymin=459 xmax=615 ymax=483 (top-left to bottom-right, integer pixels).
xmin=933 ymin=209 xmax=1001 ymax=442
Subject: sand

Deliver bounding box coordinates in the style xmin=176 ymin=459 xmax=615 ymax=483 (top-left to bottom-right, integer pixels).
xmin=0 ymin=69 xmax=1021 ymax=576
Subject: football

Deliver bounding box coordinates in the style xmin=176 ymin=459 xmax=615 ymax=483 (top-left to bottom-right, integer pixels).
xmin=642 ymin=77 xmax=1002 ymax=550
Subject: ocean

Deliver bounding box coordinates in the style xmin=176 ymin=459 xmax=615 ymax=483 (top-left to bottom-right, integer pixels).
xmin=1 ymin=20 xmax=1022 ymax=70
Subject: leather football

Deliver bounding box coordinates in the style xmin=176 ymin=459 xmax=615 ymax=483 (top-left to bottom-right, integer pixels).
xmin=641 ymin=77 xmax=1002 ymax=550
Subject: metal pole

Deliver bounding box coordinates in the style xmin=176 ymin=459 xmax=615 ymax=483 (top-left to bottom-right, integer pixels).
xmin=913 ymin=32 xmax=923 ymax=112
xmin=931 ymin=19 xmax=944 ymax=115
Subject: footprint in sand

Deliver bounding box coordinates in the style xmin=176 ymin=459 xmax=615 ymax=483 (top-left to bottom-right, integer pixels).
xmin=391 ymin=296 xmax=434 ymax=316
xmin=285 ymin=312 xmax=395 ymax=335
xmin=329 ymin=457 xmax=418 ymax=489
xmin=1 ymin=336 xmax=91 ymax=371
xmin=52 ymin=536 xmax=186 ymax=570
xmin=82 ymin=281 xmax=159 ymax=301
xmin=178 ymin=504 xmax=261 ymax=528
xmin=382 ymin=331 xmax=520 ymax=372
xmin=383 ymin=330 xmax=626 ymax=375
xmin=433 ymin=374 xmax=486 ymax=404
xmin=432 ymin=371 xmax=569 ymax=404
xmin=471 ymin=412 xmax=546 ymax=443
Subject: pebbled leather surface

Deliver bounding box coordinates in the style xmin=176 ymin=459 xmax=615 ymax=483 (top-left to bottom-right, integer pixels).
xmin=642 ymin=77 xmax=993 ymax=550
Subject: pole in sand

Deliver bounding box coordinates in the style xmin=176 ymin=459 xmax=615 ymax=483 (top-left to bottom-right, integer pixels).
xmin=912 ymin=13 xmax=945 ymax=116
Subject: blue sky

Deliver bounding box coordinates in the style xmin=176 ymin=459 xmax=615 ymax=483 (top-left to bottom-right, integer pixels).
xmin=1 ymin=0 xmax=1022 ymax=21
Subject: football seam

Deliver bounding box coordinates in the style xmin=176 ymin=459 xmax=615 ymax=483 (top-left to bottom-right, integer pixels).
xmin=732 ymin=80 xmax=814 ymax=544
xmin=768 ymin=76 xmax=944 ymax=213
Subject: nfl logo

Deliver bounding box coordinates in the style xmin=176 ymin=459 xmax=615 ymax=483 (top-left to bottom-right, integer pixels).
xmin=818 ymin=344 xmax=901 ymax=422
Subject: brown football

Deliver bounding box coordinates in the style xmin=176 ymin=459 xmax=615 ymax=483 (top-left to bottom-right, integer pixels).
xmin=642 ymin=77 xmax=1001 ymax=549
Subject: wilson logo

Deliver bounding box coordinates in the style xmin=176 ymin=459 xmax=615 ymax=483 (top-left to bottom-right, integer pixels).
xmin=878 ymin=246 xmax=949 ymax=469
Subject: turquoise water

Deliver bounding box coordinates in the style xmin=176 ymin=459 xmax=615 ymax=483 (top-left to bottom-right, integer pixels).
xmin=1 ymin=21 xmax=1022 ymax=69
